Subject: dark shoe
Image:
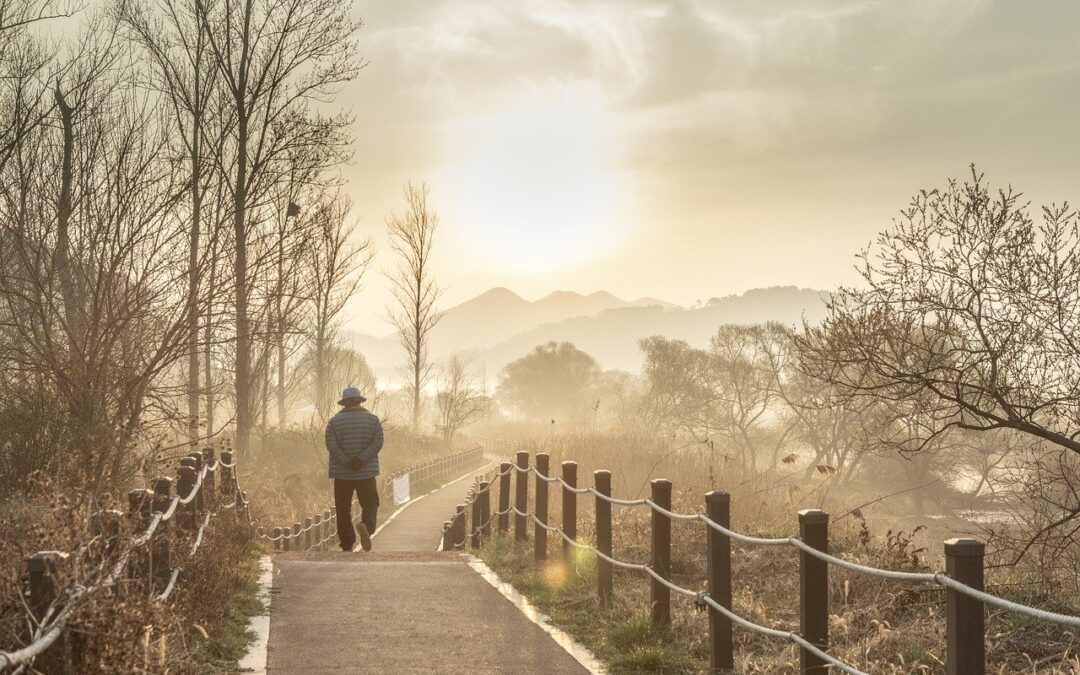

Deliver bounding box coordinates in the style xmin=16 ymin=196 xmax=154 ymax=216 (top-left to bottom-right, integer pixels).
xmin=357 ymin=523 xmax=372 ymax=552
xmin=340 ymin=540 xmax=355 ymax=552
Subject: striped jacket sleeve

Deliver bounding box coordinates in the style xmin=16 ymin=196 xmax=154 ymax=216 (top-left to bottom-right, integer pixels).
xmin=357 ymin=417 xmax=383 ymax=465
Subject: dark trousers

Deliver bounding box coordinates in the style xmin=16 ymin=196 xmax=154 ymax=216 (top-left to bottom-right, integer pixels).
xmin=334 ymin=477 xmax=379 ymax=550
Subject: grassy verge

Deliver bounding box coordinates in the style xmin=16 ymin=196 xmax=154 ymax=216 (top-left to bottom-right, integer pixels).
xmin=479 ymin=536 xmax=702 ymax=674
xmin=170 ymin=529 xmax=267 ymax=673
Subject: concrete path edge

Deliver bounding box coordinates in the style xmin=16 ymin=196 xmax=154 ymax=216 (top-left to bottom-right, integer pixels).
xmin=464 ymin=554 xmax=607 ymax=674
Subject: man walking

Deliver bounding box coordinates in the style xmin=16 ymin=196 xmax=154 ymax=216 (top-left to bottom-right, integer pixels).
xmin=326 ymin=386 xmax=383 ymax=551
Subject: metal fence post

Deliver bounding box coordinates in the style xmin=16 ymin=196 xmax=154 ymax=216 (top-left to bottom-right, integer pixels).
xmin=798 ymin=509 xmax=829 ymax=673
xmin=595 ymin=470 xmax=613 ymax=606
xmin=535 ymin=453 xmax=550 ymax=562
xmin=514 ymin=451 xmax=529 ymax=542
xmin=650 ymin=479 xmax=672 ymax=630
xmin=706 ymin=491 xmax=733 ymax=672
xmin=945 ymin=538 xmax=985 ymax=675
xmin=498 ymin=462 xmax=511 ymax=534
xmin=562 ymin=461 xmax=577 ymax=565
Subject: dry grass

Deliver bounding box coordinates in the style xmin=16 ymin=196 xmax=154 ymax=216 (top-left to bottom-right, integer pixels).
xmin=478 ymin=432 xmax=1080 ymax=674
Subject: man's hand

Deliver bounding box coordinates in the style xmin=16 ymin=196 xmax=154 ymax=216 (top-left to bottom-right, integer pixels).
xmin=345 ymin=457 xmax=363 ymax=471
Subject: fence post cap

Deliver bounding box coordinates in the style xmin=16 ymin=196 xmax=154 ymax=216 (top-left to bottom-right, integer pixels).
xmin=150 ymin=476 xmax=173 ymax=495
xmin=28 ymin=550 xmax=68 ymax=570
xmin=797 ymin=509 xmax=829 ymax=524
xmin=650 ymin=478 xmax=672 ymax=491
xmin=201 ymin=446 xmax=215 ymax=459
xmin=179 ymin=456 xmax=197 ymax=469
xmin=944 ymin=538 xmax=985 ymax=557
xmin=705 ymin=490 xmax=730 ymax=503
xmin=220 ymin=450 xmax=233 ymax=461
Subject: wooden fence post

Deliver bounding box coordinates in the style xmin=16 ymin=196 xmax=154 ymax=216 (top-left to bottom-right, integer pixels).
xmin=28 ymin=551 xmax=69 ymax=671
xmin=453 ymin=504 xmax=467 ymax=551
xmin=498 ymin=462 xmax=511 ymax=534
xmin=272 ymin=527 xmax=283 ymax=552
xmin=219 ymin=450 xmax=234 ymax=500
xmin=561 ymin=461 xmax=577 ymax=565
xmin=282 ymin=524 xmax=292 ymax=552
xmin=471 ymin=493 xmax=482 ymax=550
xmin=200 ymin=447 xmax=216 ymax=507
xmin=303 ymin=517 xmax=313 ymax=551
xmin=514 ymin=451 xmax=529 ymax=542
xmin=798 ymin=509 xmax=829 ymax=673
xmin=150 ymin=477 xmax=173 ymax=586
xmin=534 ymin=453 xmax=550 ymax=562
xmin=479 ymin=481 xmax=491 ymax=542
xmin=323 ymin=510 xmax=332 ymax=548
xmin=178 ymin=460 xmax=197 ymax=530
xmin=706 ymin=491 xmax=733 ymax=672
xmin=595 ymin=470 xmax=613 ymax=606
xmin=650 ymin=479 xmax=672 ymax=630
xmin=945 ymin=538 xmax=985 ymax=675
xmin=292 ymin=523 xmax=302 ymax=552
xmin=187 ymin=452 xmax=205 ymax=515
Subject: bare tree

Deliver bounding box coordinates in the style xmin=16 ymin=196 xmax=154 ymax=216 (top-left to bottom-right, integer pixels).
xmin=117 ymin=0 xmax=221 ymax=445
xmin=304 ymin=194 xmax=372 ymax=419
xmin=797 ymin=167 xmax=1080 ymax=555
xmin=197 ymin=0 xmax=361 ymax=455
xmin=436 ymin=353 xmax=487 ymax=445
xmin=385 ymin=181 xmax=442 ymax=430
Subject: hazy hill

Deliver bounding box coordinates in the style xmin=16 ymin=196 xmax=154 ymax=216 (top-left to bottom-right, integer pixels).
xmin=343 ymin=288 xmax=677 ymax=376
xmin=479 ymin=285 xmax=830 ymax=373
xmin=345 ymin=285 xmax=828 ymax=380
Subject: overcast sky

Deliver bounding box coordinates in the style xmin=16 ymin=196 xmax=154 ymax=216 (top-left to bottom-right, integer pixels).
xmin=340 ymin=0 xmax=1080 ymax=334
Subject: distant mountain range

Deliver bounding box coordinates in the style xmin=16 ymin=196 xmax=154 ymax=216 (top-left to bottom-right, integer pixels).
xmin=345 ymin=285 xmax=829 ymax=381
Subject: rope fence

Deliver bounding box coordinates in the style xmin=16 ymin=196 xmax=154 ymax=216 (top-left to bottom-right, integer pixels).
xmin=0 ymin=444 xmax=486 ymax=673
xmin=440 ymin=447 xmax=1080 ymax=674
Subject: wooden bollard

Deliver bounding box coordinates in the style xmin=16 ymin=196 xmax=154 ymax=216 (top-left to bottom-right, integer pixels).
xmin=798 ymin=509 xmax=829 ymax=673
xmin=479 ymin=481 xmax=491 ymax=541
xmin=706 ymin=491 xmax=733 ymax=672
xmin=176 ymin=465 xmax=197 ymax=532
xmin=534 ymin=453 xmax=550 ymax=562
xmin=330 ymin=507 xmax=337 ymax=541
xmin=453 ymin=504 xmax=467 ymax=551
xmin=272 ymin=527 xmax=283 ymax=552
xmin=945 ymin=538 xmax=985 ymax=675
xmin=28 ymin=551 xmax=69 ymax=670
xmin=561 ymin=461 xmax=577 ymax=564
xmin=292 ymin=522 xmax=302 ymax=551
xmin=442 ymin=521 xmax=452 ymax=552
xmin=595 ymin=470 xmax=613 ymax=605
xmin=498 ymin=462 xmax=511 ymax=534
xmin=282 ymin=524 xmax=292 ymax=552
xmin=650 ymin=479 xmax=672 ymax=630
xmin=303 ymin=517 xmax=313 ymax=551
xmin=324 ymin=510 xmax=332 ymax=548
xmin=514 ymin=451 xmax=529 ymax=542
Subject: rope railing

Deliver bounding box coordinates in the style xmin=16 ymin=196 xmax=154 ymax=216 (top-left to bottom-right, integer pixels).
xmin=440 ymin=446 xmax=1080 ymax=673
xmin=0 ymin=446 xmax=248 ymax=672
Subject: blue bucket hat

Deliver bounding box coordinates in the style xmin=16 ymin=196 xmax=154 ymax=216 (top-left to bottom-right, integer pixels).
xmin=337 ymin=385 xmax=367 ymax=406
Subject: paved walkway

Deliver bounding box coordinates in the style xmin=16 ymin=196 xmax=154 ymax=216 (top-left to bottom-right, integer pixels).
xmin=265 ymin=466 xmax=590 ymax=674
